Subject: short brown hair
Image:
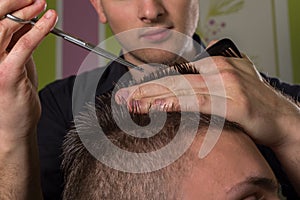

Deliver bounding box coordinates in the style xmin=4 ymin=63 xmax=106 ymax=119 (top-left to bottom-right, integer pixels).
xmin=62 ymin=64 xmax=244 ymax=199
xmin=61 ymin=93 xmax=244 ymax=200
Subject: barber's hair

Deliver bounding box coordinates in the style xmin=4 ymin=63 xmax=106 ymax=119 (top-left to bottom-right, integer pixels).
xmin=61 ymin=64 xmax=244 ymax=200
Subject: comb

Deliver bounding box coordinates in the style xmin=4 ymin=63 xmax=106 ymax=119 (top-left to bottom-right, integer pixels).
xmin=193 ymin=38 xmax=243 ymax=61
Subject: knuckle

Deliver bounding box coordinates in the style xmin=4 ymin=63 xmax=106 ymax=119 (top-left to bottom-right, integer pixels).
xmin=197 ymin=94 xmax=209 ymax=108
xmin=136 ymin=86 xmax=145 ymax=97
xmin=33 ymin=21 xmax=46 ymax=33
xmin=18 ymin=36 xmax=35 ymax=50
xmin=0 ymin=21 xmax=10 ymax=37
xmin=132 ymin=85 xmax=146 ymax=99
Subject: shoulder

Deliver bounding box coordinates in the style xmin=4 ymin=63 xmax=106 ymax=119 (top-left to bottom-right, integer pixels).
xmin=39 ymin=67 xmax=110 ymax=120
xmin=261 ymin=73 xmax=300 ymax=101
xmin=39 ymin=67 xmax=107 ymax=100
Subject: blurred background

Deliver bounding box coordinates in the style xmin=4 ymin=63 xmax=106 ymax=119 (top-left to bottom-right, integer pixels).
xmin=34 ymin=0 xmax=300 ymax=90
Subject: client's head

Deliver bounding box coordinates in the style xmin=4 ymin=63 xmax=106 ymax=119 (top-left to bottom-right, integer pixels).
xmin=62 ymin=96 xmax=281 ymax=199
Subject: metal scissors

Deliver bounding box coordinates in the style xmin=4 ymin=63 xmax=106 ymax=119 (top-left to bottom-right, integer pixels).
xmin=4 ymin=13 xmax=144 ymax=72
xmin=4 ymin=14 xmax=242 ymax=72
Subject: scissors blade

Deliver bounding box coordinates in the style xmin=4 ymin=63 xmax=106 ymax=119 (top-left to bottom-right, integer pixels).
xmin=5 ymin=14 xmax=144 ymax=72
xmin=50 ymin=28 xmax=144 ymax=71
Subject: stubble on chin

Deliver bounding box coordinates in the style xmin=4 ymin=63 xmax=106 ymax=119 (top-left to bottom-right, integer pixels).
xmin=126 ymin=49 xmax=188 ymax=66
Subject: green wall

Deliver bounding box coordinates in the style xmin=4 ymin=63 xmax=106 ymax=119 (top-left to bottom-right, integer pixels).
xmin=288 ymin=0 xmax=300 ymax=83
xmin=33 ymin=1 xmax=57 ymax=90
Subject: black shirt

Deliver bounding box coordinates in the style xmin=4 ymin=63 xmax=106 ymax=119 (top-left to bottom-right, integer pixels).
xmin=38 ymin=62 xmax=128 ymax=200
xmin=38 ymin=45 xmax=300 ymax=200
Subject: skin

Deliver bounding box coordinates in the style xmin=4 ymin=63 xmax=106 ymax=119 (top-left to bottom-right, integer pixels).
xmin=0 ymin=0 xmax=57 ymax=199
xmin=90 ymin=0 xmax=300 ymax=192
xmin=181 ymin=129 xmax=280 ymax=200
xmin=90 ymin=0 xmax=199 ymax=74
xmin=0 ymin=0 xmax=298 ymax=198
xmin=114 ymin=51 xmax=300 ymax=193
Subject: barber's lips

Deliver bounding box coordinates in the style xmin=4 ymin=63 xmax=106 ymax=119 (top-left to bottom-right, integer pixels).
xmin=139 ymin=27 xmax=172 ymax=43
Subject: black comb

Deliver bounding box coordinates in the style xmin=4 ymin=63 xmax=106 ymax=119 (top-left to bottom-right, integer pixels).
xmin=193 ymin=38 xmax=243 ymax=61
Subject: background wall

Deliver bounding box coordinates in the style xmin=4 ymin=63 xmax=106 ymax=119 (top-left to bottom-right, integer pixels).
xmin=34 ymin=0 xmax=300 ymax=90
xmin=288 ymin=0 xmax=300 ymax=84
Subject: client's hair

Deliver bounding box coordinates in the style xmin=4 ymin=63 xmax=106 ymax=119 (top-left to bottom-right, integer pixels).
xmin=62 ymin=99 xmax=243 ymax=200
xmin=61 ymin=64 xmax=244 ymax=200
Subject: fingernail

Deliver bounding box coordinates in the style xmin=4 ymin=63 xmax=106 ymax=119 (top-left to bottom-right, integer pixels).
xmin=43 ymin=3 xmax=48 ymax=11
xmin=44 ymin=10 xmax=53 ymax=19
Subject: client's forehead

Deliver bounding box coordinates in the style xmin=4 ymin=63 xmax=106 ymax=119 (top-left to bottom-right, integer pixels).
xmin=181 ymin=129 xmax=277 ymax=199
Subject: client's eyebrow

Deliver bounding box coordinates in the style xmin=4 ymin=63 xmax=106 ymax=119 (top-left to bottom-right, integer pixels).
xmin=227 ymin=176 xmax=279 ymax=194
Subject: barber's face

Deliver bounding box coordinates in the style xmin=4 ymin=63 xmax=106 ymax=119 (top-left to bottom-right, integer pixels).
xmin=181 ymin=130 xmax=280 ymax=200
xmin=91 ymin=0 xmax=199 ymax=65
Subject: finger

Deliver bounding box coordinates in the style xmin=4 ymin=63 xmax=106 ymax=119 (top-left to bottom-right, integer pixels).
xmin=130 ymin=93 xmax=229 ymax=116
xmin=128 ymin=95 xmax=201 ymax=114
xmin=6 ymin=24 xmax=32 ymax=52
xmin=191 ymin=54 xmax=260 ymax=80
xmin=124 ymin=73 xmax=229 ymax=114
xmin=0 ymin=0 xmax=36 ymax=17
xmin=3 ymin=9 xmax=57 ymax=79
xmin=192 ymin=56 xmax=234 ymax=74
xmin=240 ymin=53 xmax=263 ymax=79
xmin=127 ymin=87 xmax=230 ymax=113
xmin=115 ymin=74 xmax=208 ymax=104
xmin=0 ymin=0 xmax=47 ymax=52
xmin=193 ymin=56 xmax=248 ymax=75
xmin=115 ymin=72 xmax=227 ymax=104
xmin=224 ymin=54 xmax=263 ymax=79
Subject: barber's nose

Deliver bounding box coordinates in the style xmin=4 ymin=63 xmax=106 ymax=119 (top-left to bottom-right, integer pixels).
xmin=138 ymin=0 xmax=165 ymax=23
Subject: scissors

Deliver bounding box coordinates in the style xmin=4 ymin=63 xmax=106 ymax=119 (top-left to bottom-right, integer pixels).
xmin=4 ymin=13 xmax=144 ymax=72
xmin=4 ymin=14 xmax=242 ymax=72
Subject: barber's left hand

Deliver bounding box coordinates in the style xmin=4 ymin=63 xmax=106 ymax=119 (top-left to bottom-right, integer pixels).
xmin=115 ymin=53 xmax=300 ymax=150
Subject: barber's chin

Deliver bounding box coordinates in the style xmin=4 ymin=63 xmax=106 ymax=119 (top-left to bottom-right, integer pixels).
xmin=130 ymin=49 xmax=187 ymax=66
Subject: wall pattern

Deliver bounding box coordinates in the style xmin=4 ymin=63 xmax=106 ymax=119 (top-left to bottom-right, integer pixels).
xmin=199 ymin=0 xmax=294 ymax=83
xmin=34 ymin=0 xmax=300 ymax=90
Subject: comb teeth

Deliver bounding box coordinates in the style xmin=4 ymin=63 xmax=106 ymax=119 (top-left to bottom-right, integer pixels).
xmin=116 ymin=39 xmax=242 ymax=89
xmin=136 ymin=62 xmax=199 ymax=84
xmin=114 ymin=61 xmax=200 ymax=90
xmin=193 ymin=38 xmax=242 ymax=61
xmin=222 ymin=48 xmax=235 ymax=57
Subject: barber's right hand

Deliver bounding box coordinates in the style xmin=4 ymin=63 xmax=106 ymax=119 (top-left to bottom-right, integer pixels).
xmin=0 ymin=0 xmax=58 ymax=144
